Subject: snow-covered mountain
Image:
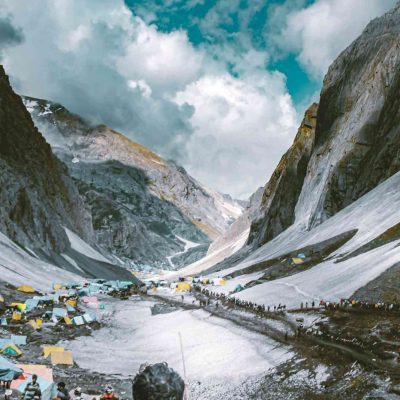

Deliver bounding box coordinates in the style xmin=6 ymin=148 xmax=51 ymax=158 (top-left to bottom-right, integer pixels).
xmin=177 ymin=3 xmax=400 ymax=306
xmin=0 ymin=65 xmax=135 ymax=283
xmin=22 ymin=97 xmax=243 ymax=270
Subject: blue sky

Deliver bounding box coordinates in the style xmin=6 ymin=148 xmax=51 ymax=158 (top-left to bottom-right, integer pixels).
xmin=1 ymin=0 xmax=396 ymax=198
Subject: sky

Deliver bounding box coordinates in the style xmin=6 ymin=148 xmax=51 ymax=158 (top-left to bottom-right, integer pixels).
xmin=0 ymin=0 xmax=397 ymax=199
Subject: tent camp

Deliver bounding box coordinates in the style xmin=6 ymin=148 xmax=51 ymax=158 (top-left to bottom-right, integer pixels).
xmin=17 ymin=285 xmax=36 ymax=293
xmin=0 ymin=355 xmax=23 ymax=381
xmin=50 ymin=351 xmax=73 ymax=366
xmin=0 ymin=343 xmax=22 ymax=357
xmin=12 ymin=364 xmax=54 ymax=400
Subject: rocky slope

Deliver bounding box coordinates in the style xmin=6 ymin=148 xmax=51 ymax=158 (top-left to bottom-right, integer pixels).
xmin=23 ymin=98 xmax=243 ymax=270
xmin=0 ymin=65 xmax=133 ymax=281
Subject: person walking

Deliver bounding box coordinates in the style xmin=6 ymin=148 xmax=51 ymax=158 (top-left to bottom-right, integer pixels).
xmin=54 ymin=382 xmax=70 ymax=400
xmin=22 ymin=375 xmax=41 ymax=400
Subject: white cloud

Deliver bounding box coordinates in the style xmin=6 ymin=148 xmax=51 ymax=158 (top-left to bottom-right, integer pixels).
xmin=174 ymin=73 xmax=298 ymax=199
xmin=272 ymin=0 xmax=397 ymax=79
xmin=1 ymin=0 xmax=299 ymax=199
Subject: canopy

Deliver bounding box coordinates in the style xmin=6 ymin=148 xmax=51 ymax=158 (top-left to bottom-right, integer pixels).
xmin=11 ymin=303 xmax=27 ymax=312
xmin=12 ymin=364 xmax=54 ymax=400
xmin=50 ymin=351 xmax=73 ymax=366
xmin=0 ymin=355 xmax=23 ymax=381
xmin=17 ymin=285 xmax=35 ymax=293
xmin=52 ymin=308 xmax=68 ymax=318
xmin=42 ymin=346 xmax=64 ymax=359
xmin=0 ymin=343 xmax=22 ymax=356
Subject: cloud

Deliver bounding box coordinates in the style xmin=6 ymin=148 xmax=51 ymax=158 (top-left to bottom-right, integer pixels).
xmin=1 ymin=0 xmax=299 ymax=199
xmin=174 ymin=73 xmax=297 ymax=199
xmin=269 ymin=0 xmax=397 ymax=79
xmin=0 ymin=16 xmax=24 ymax=57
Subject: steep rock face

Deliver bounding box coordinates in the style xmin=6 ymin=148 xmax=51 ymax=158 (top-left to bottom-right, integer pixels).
xmin=0 ymin=66 xmax=93 ymax=253
xmin=248 ymin=104 xmax=318 ymax=247
xmin=23 ymin=98 xmax=243 ymax=269
xmin=295 ymin=4 xmax=400 ymax=229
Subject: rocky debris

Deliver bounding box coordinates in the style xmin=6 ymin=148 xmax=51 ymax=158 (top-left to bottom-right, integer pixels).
xmin=0 ymin=66 xmax=93 ymax=254
xmin=132 ymin=363 xmax=185 ymax=400
xmin=248 ymin=103 xmax=318 ymax=247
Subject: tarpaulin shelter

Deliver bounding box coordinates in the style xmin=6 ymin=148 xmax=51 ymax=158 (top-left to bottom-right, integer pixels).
xmin=66 ymin=299 xmax=77 ymax=308
xmin=12 ymin=312 xmax=22 ymax=321
xmin=17 ymin=285 xmax=35 ymax=293
xmin=292 ymin=258 xmax=305 ymax=265
xmin=72 ymin=316 xmax=84 ymax=326
xmin=43 ymin=346 xmax=64 ymax=359
xmin=52 ymin=308 xmax=68 ymax=319
xmin=0 ymin=343 xmax=22 ymax=356
xmin=0 ymin=355 xmax=23 ymax=381
xmin=25 ymin=299 xmax=39 ymax=312
xmin=11 ymin=303 xmax=27 ymax=312
xmin=60 ymin=316 xmax=73 ymax=326
xmin=66 ymin=304 xmax=75 ymax=313
xmin=11 ymin=335 xmax=27 ymax=346
xmin=175 ymin=283 xmax=191 ymax=292
xmin=81 ymin=296 xmax=98 ymax=304
xmin=50 ymin=351 xmax=73 ymax=366
xmin=27 ymin=320 xmax=41 ymax=330
xmin=12 ymin=364 xmax=54 ymax=400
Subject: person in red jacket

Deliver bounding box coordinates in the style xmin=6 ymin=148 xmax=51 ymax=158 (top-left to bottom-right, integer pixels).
xmin=100 ymin=386 xmax=118 ymax=400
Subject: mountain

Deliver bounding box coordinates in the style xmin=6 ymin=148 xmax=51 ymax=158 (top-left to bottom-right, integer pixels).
xmin=179 ymin=4 xmax=400 ymax=305
xmin=23 ymin=97 xmax=243 ymax=270
xmin=0 ymin=65 xmax=134 ymax=282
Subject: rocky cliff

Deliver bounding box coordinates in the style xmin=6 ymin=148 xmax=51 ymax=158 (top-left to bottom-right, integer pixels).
xmin=0 ymin=66 xmax=92 ymax=253
xmin=23 ymin=98 xmax=243 ymax=270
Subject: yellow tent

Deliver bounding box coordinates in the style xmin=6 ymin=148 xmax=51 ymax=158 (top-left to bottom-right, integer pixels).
xmin=51 ymin=351 xmax=73 ymax=366
xmin=53 ymin=283 xmax=62 ymax=290
xmin=27 ymin=320 xmax=41 ymax=330
xmin=0 ymin=343 xmax=22 ymax=356
xmin=11 ymin=303 xmax=27 ymax=312
xmin=36 ymin=319 xmax=43 ymax=326
xmin=63 ymin=316 xmax=73 ymax=325
xmin=292 ymin=258 xmax=304 ymax=265
xmin=66 ymin=299 xmax=77 ymax=307
xmin=175 ymin=282 xmax=191 ymax=292
xmin=12 ymin=312 xmax=22 ymax=321
xmin=43 ymin=346 xmax=65 ymax=358
xmin=201 ymin=278 xmax=209 ymax=285
xmin=17 ymin=285 xmax=35 ymax=293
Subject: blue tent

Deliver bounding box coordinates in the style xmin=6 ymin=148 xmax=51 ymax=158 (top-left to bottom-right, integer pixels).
xmin=11 ymin=335 xmax=27 ymax=346
xmin=0 ymin=355 xmax=23 ymax=381
xmin=52 ymin=308 xmax=67 ymax=318
xmin=25 ymin=299 xmax=39 ymax=311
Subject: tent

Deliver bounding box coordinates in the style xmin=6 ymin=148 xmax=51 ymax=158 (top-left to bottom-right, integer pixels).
xmin=234 ymin=284 xmax=243 ymax=293
xmin=11 ymin=335 xmax=27 ymax=346
xmin=52 ymin=308 xmax=68 ymax=319
xmin=1 ymin=318 xmax=7 ymax=326
xmin=72 ymin=316 xmax=84 ymax=326
xmin=12 ymin=312 xmax=22 ymax=321
xmin=82 ymin=313 xmax=95 ymax=323
xmin=43 ymin=346 xmax=64 ymax=359
xmin=66 ymin=304 xmax=75 ymax=313
xmin=27 ymin=320 xmax=41 ymax=330
xmin=12 ymin=364 xmax=54 ymax=400
xmin=297 ymin=253 xmax=306 ymax=259
xmin=211 ymin=278 xmax=226 ymax=286
xmin=11 ymin=303 xmax=27 ymax=312
xmin=53 ymin=283 xmax=63 ymax=290
xmin=17 ymin=285 xmax=35 ymax=293
xmin=50 ymin=351 xmax=73 ymax=366
xmin=175 ymin=282 xmax=191 ymax=292
xmin=292 ymin=257 xmax=305 ymax=265
xmin=81 ymin=296 xmax=98 ymax=304
xmin=61 ymin=316 xmax=73 ymax=326
xmin=66 ymin=299 xmax=77 ymax=307
xmin=0 ymin=344 xmax=22 ymax=356
xmin=25 ymin=299 xmax=39 ymax=312
xmin=0 ymin=355 xmax=23 ymax=381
